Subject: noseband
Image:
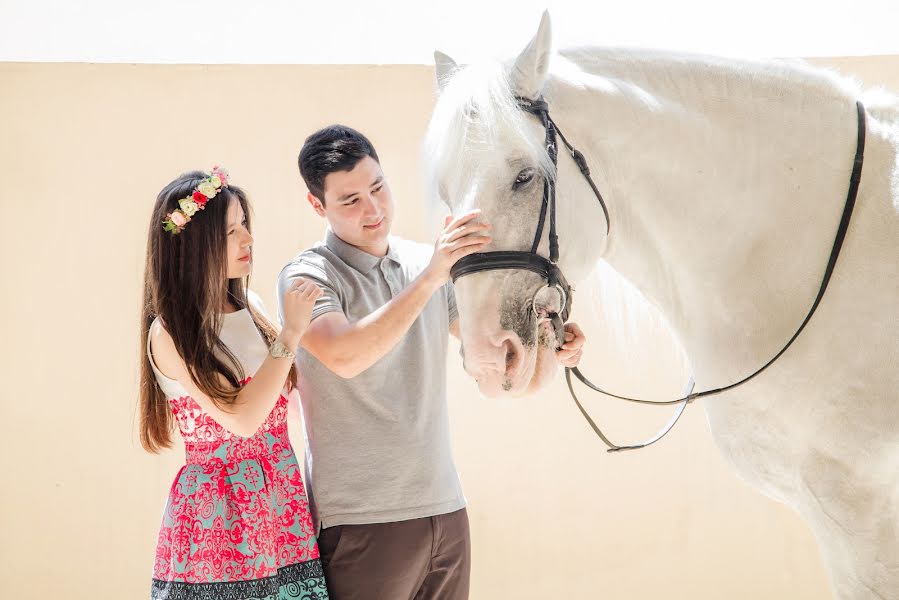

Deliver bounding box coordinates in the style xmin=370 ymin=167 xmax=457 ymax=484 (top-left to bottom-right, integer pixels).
xmin=449 ymin=95 xmax=867 ymax=453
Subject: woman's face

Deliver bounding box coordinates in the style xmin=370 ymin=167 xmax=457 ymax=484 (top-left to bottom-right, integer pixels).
xmin=225 ymin=196 xmax=253 ymax=279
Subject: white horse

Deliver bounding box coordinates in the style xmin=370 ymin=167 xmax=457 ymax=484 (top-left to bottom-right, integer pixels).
xmin=425 ymin=12 xmax=898 ymax=600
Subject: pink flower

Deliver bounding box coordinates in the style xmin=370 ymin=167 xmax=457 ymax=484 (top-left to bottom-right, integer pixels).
xmin=170 ymin=211 xmax=188 ymax=227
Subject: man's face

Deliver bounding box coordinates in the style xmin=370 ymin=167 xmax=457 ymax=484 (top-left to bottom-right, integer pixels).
xmin=309 ymin=156 xmax=394 ymax=255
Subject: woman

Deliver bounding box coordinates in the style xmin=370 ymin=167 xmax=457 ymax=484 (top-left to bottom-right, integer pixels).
xmin=139 ymin=167 xmax=329 ymax=599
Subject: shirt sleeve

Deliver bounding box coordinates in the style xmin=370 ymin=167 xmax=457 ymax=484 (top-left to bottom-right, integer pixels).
xmin=276 ymin=257 xmax=344 ymax=326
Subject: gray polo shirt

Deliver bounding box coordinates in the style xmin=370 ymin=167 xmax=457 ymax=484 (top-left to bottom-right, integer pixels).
xmin=277 ymin=229 xmax=465 ymax=531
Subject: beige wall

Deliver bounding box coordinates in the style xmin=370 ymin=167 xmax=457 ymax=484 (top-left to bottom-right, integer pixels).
xmin=1 ymin=56 xmax=895 ymax=599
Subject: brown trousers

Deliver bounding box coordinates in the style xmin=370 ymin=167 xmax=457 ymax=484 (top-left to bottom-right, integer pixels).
xmin=317 ymin=508 xmax=471 ymax=600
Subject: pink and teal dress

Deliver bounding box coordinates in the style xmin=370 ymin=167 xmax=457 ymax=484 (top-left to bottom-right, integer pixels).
xmin=147 ymin=300 xmax=329 ymax=599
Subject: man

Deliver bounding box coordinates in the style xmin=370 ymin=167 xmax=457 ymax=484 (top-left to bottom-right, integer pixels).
xmin=278 ymin=125 xmax=585 ymax=599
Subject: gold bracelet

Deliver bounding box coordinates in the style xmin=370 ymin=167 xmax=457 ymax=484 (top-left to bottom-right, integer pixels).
xmin=269 ymin=340 xmax=296 ymax=360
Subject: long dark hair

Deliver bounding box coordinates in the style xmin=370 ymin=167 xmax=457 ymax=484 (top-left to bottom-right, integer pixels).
xmin=139 ymin=170 xmax=296 ymax=452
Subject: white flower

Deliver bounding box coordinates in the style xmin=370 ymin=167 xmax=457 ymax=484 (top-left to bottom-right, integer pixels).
xmin=198 ymin=181 xmax=217 ymax=198
xmin=179 ymin=198 xmax=200 ymax=217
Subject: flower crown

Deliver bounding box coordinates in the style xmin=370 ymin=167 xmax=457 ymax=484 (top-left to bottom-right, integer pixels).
xmin=163 ymin=166 xmax=230 ymax=234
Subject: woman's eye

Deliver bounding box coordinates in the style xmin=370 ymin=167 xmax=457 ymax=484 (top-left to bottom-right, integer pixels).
xmin=513 ymin=168 xmax=535 ymax=189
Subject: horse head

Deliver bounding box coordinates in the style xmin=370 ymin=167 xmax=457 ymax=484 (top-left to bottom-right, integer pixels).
xmin=426 ymin=13 xmax=581 ymax=397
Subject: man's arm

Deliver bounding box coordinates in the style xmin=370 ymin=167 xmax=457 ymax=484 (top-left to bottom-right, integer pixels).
xmin=302 ymin=271 xmax=443 ymax=378
xmin=302 ymin=210 xmax=490 ymax=378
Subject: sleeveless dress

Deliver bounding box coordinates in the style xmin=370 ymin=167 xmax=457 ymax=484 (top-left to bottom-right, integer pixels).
xmin=147 ymin=298 xmax=329 ymax=600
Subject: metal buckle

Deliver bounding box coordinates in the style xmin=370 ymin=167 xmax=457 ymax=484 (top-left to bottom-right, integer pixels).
xmin=531 ymin=283 xmax=568 ymax=319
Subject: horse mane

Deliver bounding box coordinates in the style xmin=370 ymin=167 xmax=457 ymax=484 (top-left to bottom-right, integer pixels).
xmin=423 ymin=59 xmax=556 ymax=213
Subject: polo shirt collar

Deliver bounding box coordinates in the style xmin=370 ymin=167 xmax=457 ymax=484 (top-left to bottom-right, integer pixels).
xmin=325 ymin=229 xmax=401 ymax=273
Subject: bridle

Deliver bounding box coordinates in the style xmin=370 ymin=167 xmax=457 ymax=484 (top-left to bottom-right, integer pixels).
xmin=449 ymin=97 xmax=579 ymax=344
xmin=450 ymin=95 xmax=867 ymax=452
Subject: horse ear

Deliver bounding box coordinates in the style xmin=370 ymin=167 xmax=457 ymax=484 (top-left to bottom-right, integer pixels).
xmin=511 ymin=10 xmax=552 ymax=99
xmin=434 ymin=50 xmax=459 ymax=93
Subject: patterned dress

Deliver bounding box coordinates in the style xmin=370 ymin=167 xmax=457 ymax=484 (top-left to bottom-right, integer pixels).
xmin=147 ymin=300 xmax=329 ymax=600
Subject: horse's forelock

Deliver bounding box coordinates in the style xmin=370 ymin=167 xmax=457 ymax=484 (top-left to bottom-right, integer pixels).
xmin=424 ymin=59 xmax=556 ymax=211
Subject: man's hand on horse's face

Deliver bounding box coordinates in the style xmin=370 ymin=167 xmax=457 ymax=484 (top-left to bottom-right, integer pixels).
xmin=556 ymin=322 xmax=585 ymax=368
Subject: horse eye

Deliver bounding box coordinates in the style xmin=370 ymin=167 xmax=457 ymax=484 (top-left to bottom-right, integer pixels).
xmin=513 ymin=168 xmax=535 ymax=190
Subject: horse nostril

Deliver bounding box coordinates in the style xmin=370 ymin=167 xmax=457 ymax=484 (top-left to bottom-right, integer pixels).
xmin=502 ymin=338 xmax=521 ymax=380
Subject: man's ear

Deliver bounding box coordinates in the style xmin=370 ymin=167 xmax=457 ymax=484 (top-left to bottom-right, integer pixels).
xmin=307 ymin=192 xmax=326 ymax=217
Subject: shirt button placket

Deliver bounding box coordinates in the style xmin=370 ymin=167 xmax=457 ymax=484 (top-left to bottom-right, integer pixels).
xmin=381 ymin=260 xmax=398 ymax=296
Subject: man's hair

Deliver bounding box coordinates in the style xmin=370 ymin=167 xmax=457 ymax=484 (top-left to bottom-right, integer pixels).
xmin=298 ymin=125 xmax=380 ymax=205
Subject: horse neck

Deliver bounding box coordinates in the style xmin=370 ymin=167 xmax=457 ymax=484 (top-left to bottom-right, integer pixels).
xmin=546 ymin=50 xmax=861 ymax=381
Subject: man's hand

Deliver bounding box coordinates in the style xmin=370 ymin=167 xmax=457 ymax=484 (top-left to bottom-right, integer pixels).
xmin=556 ymin=322 xmax=586 ymax=368
xmin=423 ymin=209 xmax=492 ymax=286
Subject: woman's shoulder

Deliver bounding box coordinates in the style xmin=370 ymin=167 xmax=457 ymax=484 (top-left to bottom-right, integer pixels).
xmin=147 ymin=316 xmax=182 ymax=381
xmin=245 ymin=289 xmax=270 ymax=317
xmin=148 ymin=315 xmax=170 ymax=347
